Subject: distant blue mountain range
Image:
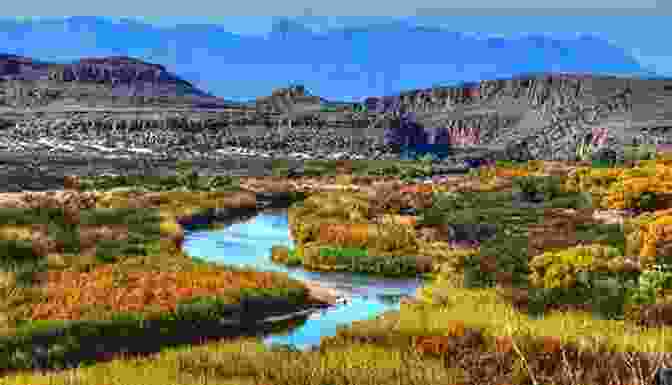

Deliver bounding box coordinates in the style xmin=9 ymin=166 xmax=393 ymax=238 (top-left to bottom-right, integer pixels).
xmin=0 ymin=16 xmax=660 ymax=102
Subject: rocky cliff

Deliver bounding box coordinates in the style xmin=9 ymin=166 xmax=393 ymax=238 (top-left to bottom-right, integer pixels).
xmin=1 ymin=53 xmax=671 ymax=162
xmin=367 ymin=73 xmax=672 ymax=161
xmin=0 ymin=54 xmax=226 ymax=109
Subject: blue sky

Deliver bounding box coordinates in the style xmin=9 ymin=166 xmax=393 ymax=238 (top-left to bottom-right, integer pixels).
xmin=9 ymin=7 xmax=672 ymax=77
xmin=144 ymin=13 xmax=671 ymax=78
xmin=3 ymin=6 xmax=672 ymax=100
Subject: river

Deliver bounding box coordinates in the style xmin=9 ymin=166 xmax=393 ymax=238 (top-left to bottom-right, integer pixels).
xmin=182 ymin=208 xmax=426 ymax=351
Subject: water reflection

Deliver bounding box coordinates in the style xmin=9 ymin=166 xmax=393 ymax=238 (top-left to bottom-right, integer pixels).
xmin=182 ymin=209 xmax=425 ymax=351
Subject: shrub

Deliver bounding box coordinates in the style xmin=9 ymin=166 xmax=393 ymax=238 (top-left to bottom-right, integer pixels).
xmin=319 ymin=246 xmax=369 ymax=258
xmin=270 ymin=246 xmax=303 ymax=266
xmin=511 ymin=175 xmax=564 ymax=202
xmin=603 ymin=165 xmax=672 ymax=210
xmin=424 ymin=244 xmax=480 ymax=273
xmin=286 ymin=248 xmax=302 ymax=266
xmin=462 ymin=253 xmax=496 ymax=289
xmin=635 ymin=211 xmax=672 ymax=264
xmin=625 ymin=268 xmax=672 ymax=306
xmin=528 ymin=244 xmax=624 ymax=290
xmin=591 ymin=276 xmax=631 ymax=320
xmin=470 ymin=234 xmax=530 ymax=289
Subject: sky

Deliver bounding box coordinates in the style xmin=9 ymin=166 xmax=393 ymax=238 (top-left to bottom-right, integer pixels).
xmin=8 ymin=1 xmax=672 ymax=77
xmin=143 ymin=13 xmax=672 ymax=77
xmin=4 ymin=1 xmax=672 ymax=82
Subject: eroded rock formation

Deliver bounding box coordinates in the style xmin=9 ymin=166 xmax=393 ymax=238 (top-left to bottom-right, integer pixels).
xmin=1 ymin=53 xmax=671 ymax=162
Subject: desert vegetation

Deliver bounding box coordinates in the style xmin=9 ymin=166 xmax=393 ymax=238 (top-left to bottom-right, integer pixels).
xmin=2 ymin=147 xmax=672 ymax=385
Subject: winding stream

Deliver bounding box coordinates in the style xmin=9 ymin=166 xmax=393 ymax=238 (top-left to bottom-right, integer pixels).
xmin=182 ymin=208 xmax=427 ymax=351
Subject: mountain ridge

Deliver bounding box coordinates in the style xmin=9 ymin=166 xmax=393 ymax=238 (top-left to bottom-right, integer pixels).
xmin=0 ymin=16 xmax=661 ymax=101
xmin=0 ymin=53 xmax=237 ymax=109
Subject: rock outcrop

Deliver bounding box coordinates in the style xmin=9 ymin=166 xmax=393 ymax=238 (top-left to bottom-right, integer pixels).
xmin=372 ymin=74 xmax=672 ymax=161
xmin=0 ymin=54 xmax=224 ymax=109
xmin=1 ymin=52 xmax=671 ymax=162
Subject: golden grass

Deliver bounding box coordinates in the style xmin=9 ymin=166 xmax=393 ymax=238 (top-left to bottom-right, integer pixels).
xmin=412 ymin=283 xmax=672 ymax=354
xmin=0 ymin=336 xmax=462 ymax=385
xmin=0 ymin=226 xmax=34 ymax=241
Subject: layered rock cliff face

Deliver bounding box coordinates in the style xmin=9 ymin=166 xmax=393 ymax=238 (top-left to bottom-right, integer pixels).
xmin=370 ymin=74 xmax=672 ymax=161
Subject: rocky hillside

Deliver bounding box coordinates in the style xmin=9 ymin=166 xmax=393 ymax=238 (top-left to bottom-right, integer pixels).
xmin=0 ymin=53 xmax=671 ymax=163
xmin=364 ymin=73 xmax=672 ymax=161
xmin=0 ymin=54 xmax=228 ymax=109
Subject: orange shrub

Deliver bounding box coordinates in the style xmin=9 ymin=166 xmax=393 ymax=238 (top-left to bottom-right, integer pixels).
xmin=26 ymin=262 xmax=302 ymax=322
xmin=378 ymin=214 xmax=418 ymax=227
xmin=444 ymin=320 xmax=466 ymax=337
xmin=638 ymin=213 xmax=672 ymax=260
xmin=399 ymin=184 xmax=434 ymax=194
xmin=414 ymin=335 xmax=453 ymax=356
xmin=540 ymin=336 xmax=562 ymax=354
xmin=494 ymin=335 xmax=514 ymax=354
xmin=493 ymin=168 xmax=531 ymax=178
xmin=318 ymin=223 xmax=374 ymax=246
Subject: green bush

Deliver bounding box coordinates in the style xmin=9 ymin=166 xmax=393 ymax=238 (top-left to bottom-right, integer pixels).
xmin=350 ymin=255 xmax=418 ymax=277
xmin=169 ymin=295 xmax=238 ymax=322
xmin=512 ymin=175 xmax=564 ymax=202
xmin=189 ymin=255 xmax=209 ymax=264
xmin=573 ymin=222 xmax=627 ymax=255
xmin=463 ymin=235 xmax=530 ymax=289
xmin=13 ymin=319 xmax=73 ymax=335
xmin=591 ymin=159 xmax=616 ymax=169
xmin=591 ymin=276 xmax=629 ymax=320
xmin=525 ymin=272 xmax=634 ymax=320
xmin=528 ymin=244 xmax=623 ymax=290
xmin=0 ymin=239 xmax=38 ymax=263
xmin=78 ymin=164 xmax=240 ymax=192
xmin=526 ymin=287 xmax=553 ymax=319
xmin=624 ymin=144 xmax=656 ymax=161
xmin=495 ymin=160 xmax=527 ymax=168
xmin=524 ymin=285 xmax=590 ymax=319
xmin=637 ymin=191 xmax=658 ymax=211
xmin=462 ymin=254 xmax=496 ymax=289
xmin=541 ymin=192 xmax=594 ymax=210
xmin=206 ymin=175 xmax=240 ymax=190
xmin=0 ymin=208 xmax=45 ymax=225
xmin=286 ymin=248 xmax=302 ymax=266
xmin=626 ymin=269 xmax=672 ymax=306
xmin=420 ymin=191 xmax=479 ymax=226
xmin=319 ymin=246 xmax=369 ymax=259
xmin=2 ymin=259 xmax=49 ymax=288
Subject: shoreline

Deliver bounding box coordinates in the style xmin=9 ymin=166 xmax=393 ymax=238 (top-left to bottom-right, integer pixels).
xmin=300 ymin=279 xmax=351 ymax=307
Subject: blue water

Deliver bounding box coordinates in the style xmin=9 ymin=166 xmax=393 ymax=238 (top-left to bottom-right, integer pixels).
xmin=182 ymin=209 xmax=425 ymax=351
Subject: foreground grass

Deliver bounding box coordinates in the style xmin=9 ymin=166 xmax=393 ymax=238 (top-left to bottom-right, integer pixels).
xmin=1 ymin=286 xmax=669 ymax=385
xmin=0 ymin=336 xmax=463 ymax=385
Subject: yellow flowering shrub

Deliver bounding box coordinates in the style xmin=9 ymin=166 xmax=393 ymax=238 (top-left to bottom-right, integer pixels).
xmin=638 ymin=210 xmax=672 ymax=263
xmin=493 ymin=167 xmax=532 ymax=178
xmin=562 ymin=167 xmax=625 ymax=209
xmin=525 ymin=160 xmax=546 ymax=173
xmin=653 ymin=152 xmax=672 ymax=166
xmin=623 ymin=212 xmax=657 ymax=261
xmin=474 ymin=166 xmax=498 ymax=186
xmin=418 ymin=243 xmax=481 ymax=273
xmin=564 ymin=167 xmax=593 ymax=193
xmin=528 ymin=244 xmax=623 ymax=290
xmin=603 ymin=165 xmax=672 ymax=210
